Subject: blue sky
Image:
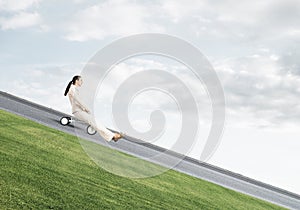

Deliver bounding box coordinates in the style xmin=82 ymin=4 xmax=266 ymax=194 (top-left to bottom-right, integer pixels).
xmin=1 ymin=0 xmax=300 ymax=194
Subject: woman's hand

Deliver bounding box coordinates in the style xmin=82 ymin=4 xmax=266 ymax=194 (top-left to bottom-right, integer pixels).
xmin=82 ymin=107 xmax=90 ymax=113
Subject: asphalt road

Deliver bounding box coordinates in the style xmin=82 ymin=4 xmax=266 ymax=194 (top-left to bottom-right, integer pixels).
xmin=1 ymin=91 xmax=300 ymax=209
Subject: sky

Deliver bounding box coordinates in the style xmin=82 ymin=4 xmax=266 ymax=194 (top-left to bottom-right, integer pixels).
xmin=0 ymin=0 xmax=300 ymax=194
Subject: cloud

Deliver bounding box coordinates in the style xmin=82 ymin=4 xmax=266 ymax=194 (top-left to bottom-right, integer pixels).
xmin=63 ymin=0 xmax=215 ymax=41
xmin=0 ymin=11 xmax=41 ymax=30
xmin=160 ymin=0 xmax=206 ymax=23
xmin=60 ymin=0 xmax=300 ymax=47
xmin=278 ymin=41 xmax=300 ymax=76
xmin=95 ymin=56 xmax=210 ymax=112
xmin=64 ymin=0 xmax=165 ymax=41
xmin=0 ymin=0 xmax=43 ymax=30
xmin=0 ymin=0 xmax=40 ymax=12
xmin=215 ymin=53 xmax=300 ymax=128
xmin=157 ymin=0 xmax=300 ymax=46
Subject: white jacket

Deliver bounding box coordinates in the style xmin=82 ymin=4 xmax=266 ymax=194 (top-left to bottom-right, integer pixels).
xmin=68 ymin=85 xmax=88 ymax=114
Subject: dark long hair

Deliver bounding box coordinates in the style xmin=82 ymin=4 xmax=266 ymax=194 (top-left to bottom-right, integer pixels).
xmin=64 ymin=75 xmax=81 ymax=96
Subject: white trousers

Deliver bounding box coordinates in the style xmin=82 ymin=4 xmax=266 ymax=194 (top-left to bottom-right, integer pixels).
xmin=73 ymin=111 xmax=114 ymax=142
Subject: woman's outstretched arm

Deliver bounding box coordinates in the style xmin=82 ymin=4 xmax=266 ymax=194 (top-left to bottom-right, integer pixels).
xmin=69 ymin=87 xmax=90 ymax=112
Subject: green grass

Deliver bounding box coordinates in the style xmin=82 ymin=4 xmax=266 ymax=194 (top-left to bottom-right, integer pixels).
xmin=0 ymin=109 xmax=286 ymax=210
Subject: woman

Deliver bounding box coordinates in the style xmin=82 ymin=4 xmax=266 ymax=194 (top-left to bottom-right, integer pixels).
xmin=64 ymin=75 xmax=123 ymax=142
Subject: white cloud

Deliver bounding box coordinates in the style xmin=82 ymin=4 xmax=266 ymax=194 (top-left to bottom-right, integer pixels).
xmin=60 ymin=0 xmax=300 ymax=45
xmin=65 ymin=0 xmax=165 ymax=41
xmin=215 ymin=53 xmax=300 ymax=129
xmin=0 ymin=0 xmax=40 ymax=12
xmin=286 ymin=28 xmax=300 ymax=37
xmin=95 ymin=56 xmax=210 ymax=115
xmin=0 ymin=0 xmax=43 ymax=30
xmin=159 ymin=0 xmax=300 ymax=45
xmin=213 ymin=0 xmax=300 ymax=41
xmin=160 ymin=0 xmax=205 ymax=23
xmin=0 ymin=11 xmax=41 ymax=30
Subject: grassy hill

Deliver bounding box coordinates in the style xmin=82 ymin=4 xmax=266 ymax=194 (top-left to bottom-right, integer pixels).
xmin=0 ymin=109 xmax=285 ymax=209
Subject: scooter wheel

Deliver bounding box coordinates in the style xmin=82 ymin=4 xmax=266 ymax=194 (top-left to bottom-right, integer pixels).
xmin=87 ymin=125 xmax=97 ymax=135
xmin=60 ymin=117 xmax=71 ymax=126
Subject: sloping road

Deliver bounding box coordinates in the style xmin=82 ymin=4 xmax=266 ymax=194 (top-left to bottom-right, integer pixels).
xmin=1 ymin=91 xmax=299 ymax=209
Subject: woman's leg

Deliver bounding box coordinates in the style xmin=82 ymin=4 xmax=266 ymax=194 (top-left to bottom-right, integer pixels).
xmin=74 ymin=111 xmax=115 ymax=142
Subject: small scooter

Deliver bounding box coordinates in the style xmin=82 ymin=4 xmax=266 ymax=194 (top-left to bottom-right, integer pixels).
xmin=59 ymin=116 xmax=97 ymax=135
